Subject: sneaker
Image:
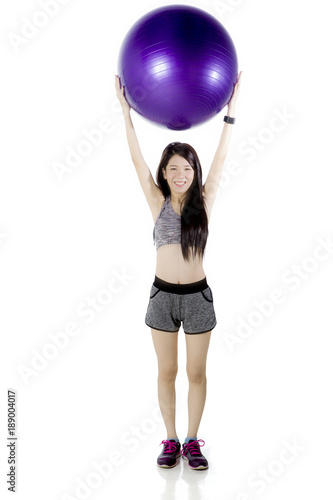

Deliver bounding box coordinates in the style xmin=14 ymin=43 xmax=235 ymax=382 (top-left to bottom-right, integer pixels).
xmin=181 ymin=439 xmax=209 ymax=470
xmin=157 ymin=439 xmax=181 ymax=468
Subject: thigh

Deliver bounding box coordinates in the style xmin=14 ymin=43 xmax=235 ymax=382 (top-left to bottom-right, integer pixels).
xmin=151 ymin=328 xmax=179 ymax=371
xmin=185 ymin=331 xmax=211 ymax=373
xmin=182 ymin=287 xmax=217 ymax=335
xmin=145 ymin=287 xmax=181 ymax=332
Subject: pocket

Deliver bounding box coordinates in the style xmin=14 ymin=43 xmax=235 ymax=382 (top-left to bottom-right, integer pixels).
xmin=150 ymin=285 xmax=161 ymax=299
xmin=200 ymin=287 xmax=213 ymax=303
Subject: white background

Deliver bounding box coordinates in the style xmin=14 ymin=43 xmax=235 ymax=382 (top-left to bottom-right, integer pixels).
xmin=1 ymin=0 xmax=332 ymax=499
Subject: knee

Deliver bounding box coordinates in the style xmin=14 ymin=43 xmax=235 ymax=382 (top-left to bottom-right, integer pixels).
xmin=187 ymin=366 xmax=206 ymax=384
xmin=158 ymin=364 xmax=178 ymax=382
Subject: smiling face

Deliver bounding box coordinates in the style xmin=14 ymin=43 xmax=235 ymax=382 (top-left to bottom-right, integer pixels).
xmin=162 ymin=154 xmax=195 ymax=196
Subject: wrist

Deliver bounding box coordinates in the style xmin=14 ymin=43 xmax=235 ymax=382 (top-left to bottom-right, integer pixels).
xmin=226 ymin=105 xmax=236 ymax=117
xmin=122 ymin=106 xmax=131 ymax=117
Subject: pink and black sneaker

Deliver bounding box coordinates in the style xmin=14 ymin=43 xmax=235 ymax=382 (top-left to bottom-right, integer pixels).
xmin=157 ymin=439 xmax=181 ymax=468
xmin=181 ymin=439 xmax=209 ymax=470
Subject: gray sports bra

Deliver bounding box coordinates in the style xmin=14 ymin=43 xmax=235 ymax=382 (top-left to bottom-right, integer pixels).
xmin=153 ymin=196 xmax=181 ymax=249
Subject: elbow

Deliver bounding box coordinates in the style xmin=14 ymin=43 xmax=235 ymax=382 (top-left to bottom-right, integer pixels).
xmin=213 ymin=153 xmax=226 ymax=166
xmin=132 ymin=157 xmax=143 ymax=166
xmin=217 ymin=153 xmax=227 ymax=164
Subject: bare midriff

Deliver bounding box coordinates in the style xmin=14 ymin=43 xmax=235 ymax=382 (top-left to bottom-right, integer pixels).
xmin=155 ymin=244 xmax=206 ymax=284
xmin=152 ymin=194 xmax=208 ymax=285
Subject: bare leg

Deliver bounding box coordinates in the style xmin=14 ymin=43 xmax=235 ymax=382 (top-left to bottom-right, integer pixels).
xmin=185 ymin=331 xmax=211 ymax=438
xmin=151 ymin=328 xmax=179 ymax=440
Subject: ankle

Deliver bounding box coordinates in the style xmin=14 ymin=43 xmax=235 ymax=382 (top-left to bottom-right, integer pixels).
xmin=185 ymin=436 xmax=197 ymax=443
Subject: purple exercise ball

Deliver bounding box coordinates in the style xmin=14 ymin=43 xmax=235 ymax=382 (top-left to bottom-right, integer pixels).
xmin=117 ymin=4 xmax=238 ymax=130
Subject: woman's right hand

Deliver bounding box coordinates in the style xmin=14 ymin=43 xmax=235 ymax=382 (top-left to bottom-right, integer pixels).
xmin=115 ymin=75 xmax=130 ymax=112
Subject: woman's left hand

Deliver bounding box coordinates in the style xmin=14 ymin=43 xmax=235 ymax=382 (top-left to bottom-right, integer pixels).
xmin=228 ymin=70 xmax=242 ymax=112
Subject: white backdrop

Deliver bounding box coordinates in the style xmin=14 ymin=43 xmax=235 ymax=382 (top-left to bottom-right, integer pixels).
xmin=1 ymin=0 xmax=332 ymax=499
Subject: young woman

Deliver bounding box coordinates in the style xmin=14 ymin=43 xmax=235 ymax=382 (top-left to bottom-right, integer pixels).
xmin=115 ymin=72 xmax=242 ymax=470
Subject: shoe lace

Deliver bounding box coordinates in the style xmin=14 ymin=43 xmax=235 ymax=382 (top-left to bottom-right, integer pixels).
xmin=181 ymin=439 xmax=205 ymax=456
xmin=160 ymin=439 xmax=179 ymax=454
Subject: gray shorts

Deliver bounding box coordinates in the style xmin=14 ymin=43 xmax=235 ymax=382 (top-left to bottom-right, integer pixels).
xmin=145 ymin=275 xmax=217 ymax=335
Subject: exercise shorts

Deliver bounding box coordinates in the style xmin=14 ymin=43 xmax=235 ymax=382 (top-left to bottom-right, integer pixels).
xmin=145 ymin=275 xmax=217 ymax=334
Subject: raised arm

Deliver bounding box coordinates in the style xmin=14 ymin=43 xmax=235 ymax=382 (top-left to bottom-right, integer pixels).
xmin=203 ymin=71 xmax=243 ymax=211
xmin=115 ymin=75 xmax=163 ymax=211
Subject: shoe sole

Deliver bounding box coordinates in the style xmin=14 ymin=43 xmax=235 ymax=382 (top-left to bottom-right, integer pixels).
xmin=157 ymin=454 xmax=181 ymax=468
xmin=182 ymin=455 xmax=209 ymax=470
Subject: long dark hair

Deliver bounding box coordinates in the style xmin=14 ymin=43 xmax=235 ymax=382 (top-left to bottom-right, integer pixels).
xmin=156 ymin=142 xmax=208 ymax=262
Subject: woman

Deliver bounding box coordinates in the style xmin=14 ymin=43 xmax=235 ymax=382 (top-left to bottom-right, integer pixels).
xmin=115 ymin=71 xmax=242 ymax=470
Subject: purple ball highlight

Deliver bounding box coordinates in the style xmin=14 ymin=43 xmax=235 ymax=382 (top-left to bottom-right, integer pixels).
xmin=118 ymin=5 xmax=238 ymax=130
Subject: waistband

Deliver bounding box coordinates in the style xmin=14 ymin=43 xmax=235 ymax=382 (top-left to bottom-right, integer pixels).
xmin=153 ymin=275 xmax=208 ymax=294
